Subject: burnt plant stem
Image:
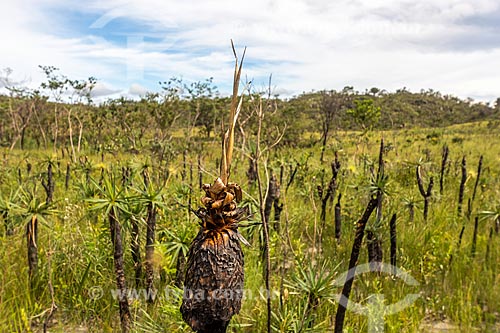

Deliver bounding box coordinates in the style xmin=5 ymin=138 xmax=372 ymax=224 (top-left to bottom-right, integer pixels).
xmin=471 ymin=216 xmax=479 ymax=258
xmin=416 ymin=165 xmax=433 ymax=222
xmin=131 ymin=216 xmax=142 ymax=289
xmin=485 ymin=227 xmax=493 ymax=262
xmin=369 ymin=139 xmax=385 ymax=271
xmin=27 ymin=216 xmax=38 ymax=280
xmin=318 ymin=153 xmax=341 ymax=249
xmin=42 ymin=162 xmax=54 ymax=204
xmin=109 ymin=208 xmax=131 ymax=333
xmin=334 ymin=196 xmax=378 ymax=333
xmin=255 ymin=98 xmax=271 ymax=333
xmin=458 ymin=156 xmax=467 ymax=216
xmin=449 ymin=221 xmax=467 ymax=269
xmin=471 ymin=155 xmax=483 ymax=203
xmin=286 ymin=163 xmax=298 ymax=191
xmin=264 ymin=173 xmax=278 ymax=230
xmin=198 ymin=154 xmax=203 ymax=190
xmin=335 ymin=193 xmax=342 ymax=242
xmin=145 ymin=201 xmax=157 ymax=303
xmin=390 ymin=213 xmax=397 ymax=275
xmin=440 ymin=145 xmax=449 ymax=194
xmin=65 ymin=162 xmax=70 ymax=190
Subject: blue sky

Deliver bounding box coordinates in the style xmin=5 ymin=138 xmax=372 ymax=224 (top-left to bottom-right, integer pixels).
xmin=1 ymin=0 xmax=500 ymax=102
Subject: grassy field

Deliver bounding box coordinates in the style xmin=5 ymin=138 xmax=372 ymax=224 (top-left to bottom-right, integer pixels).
xmin=0 ymin=121 xmax=499 ymax=332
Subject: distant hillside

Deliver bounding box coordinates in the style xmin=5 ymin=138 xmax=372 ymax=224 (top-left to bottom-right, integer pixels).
xmin=286 ymin=88 xmax=500 ymax=130
xmin=1 ymin=87 xmax=499 ymax=150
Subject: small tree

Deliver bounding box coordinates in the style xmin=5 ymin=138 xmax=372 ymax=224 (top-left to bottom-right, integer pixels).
xmin=317 ymin=90 xmax=350 ymax=162
xmin=347 ymin=97 xmax=381 ymax=131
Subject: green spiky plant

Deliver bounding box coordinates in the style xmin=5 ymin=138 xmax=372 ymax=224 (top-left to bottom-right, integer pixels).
xmin=87 ymin=173 xmax=131 ymax=333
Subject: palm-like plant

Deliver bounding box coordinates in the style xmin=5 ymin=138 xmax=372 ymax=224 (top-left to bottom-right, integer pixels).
xmin=479 ymin=204 xmax=500 ymax=234
xmin=15 ymin=186 xmax=58 ymax=279
xmin=0 ymin=188 xmax=21 ymax=236
xmin=163 ymin=225 xmax=192 ymax=287
xmin=131 ymin=170 xmax=168 ymax=303
xmin=87 ymin=173 xmax=131 ymax=333
xmin=286 ymin=260 xmax=339 ymax=330
xmin=271 ymin=301 xmax=326 ymax=333
xmin=402 ymin=195 xmax=419 ymax=222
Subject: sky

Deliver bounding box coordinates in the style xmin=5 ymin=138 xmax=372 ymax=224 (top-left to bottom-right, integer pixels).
xmin=1 ymin=0 xmax=500 ymax=102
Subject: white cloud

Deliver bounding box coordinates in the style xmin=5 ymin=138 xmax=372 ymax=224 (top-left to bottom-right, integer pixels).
xmin=91 ymin=82 xmax=122 ymax=97
xmin=1 ymin=0 xmax=500 ymax=102
xmin=128 ymin=83 xmax=149 ymax=96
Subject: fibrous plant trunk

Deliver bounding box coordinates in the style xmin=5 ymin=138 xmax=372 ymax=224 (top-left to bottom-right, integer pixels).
xmin=273 ymin=190 xmax=283 ymax=233
xmin=472 ymin=156 xmax=483 ymax=201
xmin=389 ymin=213 xmax=397 ymax=275
xmin=27 ymin=216 xmax=38 ymax=279
xmin=65 ymin=162 xmax=71 ymax=190
xmin=335 ymin=139 xmax=384 ymax=333
xmin=318 ymin=153 xmax=341 ymax=249
xmin=131 ymin=215 xmax=142 ymax=289
xmin=181 ymin=42 xmax=246 ymax=333
xmin=246 ymin=153 xmax=257 ymax=185
xmin=367 ymin=230 xmax=383 ymax=271
xmin=471 ymin=216 xmax=479 ymax=258
xmin=181 ymin=178 xmax=247 ymax=333
xmin=42 ymin=162 xmax=54 ymax=204
xmin=286 ymin=162 xmax=298 ymax=191
xmin=457 ymin=156 xmax=467 ymax=216
xmin=109 ymin=208 xmax=131 ymax=333
xmin=485 ymin=227 xmax=494 ymax=262
xmin=368 ymin=139 xmax=385 ymax=272
xmin=440 ymin=144 xmax=449 ymax=195
xmin=335 ymin=193 xmax=342 ymax=242
xmin=264 ymin=173 xmax=280 ymax=232
xmin=334 ymin=196 xmax=378 ymax=333
xmin=144 ymin=167 xmax=158 ymax=303
xmin=145 ymin=201 xmax=157 ymax=303
xmin=416 ymin=165 xmax=433 ymax=222
xmin=174 ymin=250 xmax=186 ymax=288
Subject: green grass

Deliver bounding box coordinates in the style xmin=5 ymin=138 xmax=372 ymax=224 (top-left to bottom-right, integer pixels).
xmin=0 ymin=121 xmax=499 ymax=332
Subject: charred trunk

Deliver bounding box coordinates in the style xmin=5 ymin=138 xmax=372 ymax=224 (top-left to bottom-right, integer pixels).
xmin=334 ymin=193 xmax=342 ymax=242
xmin=145 ymin=202 xmax=157 ymax=304
xmin=174 ymin=250 xmax=186 ymax=288
xmin=389 ymin=213 xmax=397 ymax=275
xmin=42 ymin=162 xmax=54 ymax=204
xmin=131 ymin=216 xmax=142 ymax=289
xmin=109 ymin=209 xmax=131 ymax=333
xmin=26 ymin=216 xmax=38 ymax=279
xmin=181 ymin=178 xmax=247 ymax=333
xmin=65 ymin=163 xmax=71 ymax=190
xmin=439 ymin=145 xmax=449 ymax=194
xmin=246 ymin=154 xmax=257 ymax=185
xmin=457 ymin=156 xmax=467 ymax=216
xmin=367 ymin=230 xmax=383 ymax=271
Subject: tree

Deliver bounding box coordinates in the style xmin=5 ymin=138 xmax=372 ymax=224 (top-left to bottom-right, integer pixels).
xmin=347 ymin=97 xmax=381 ymax=131
xmin=187 ymin=78 xmax=218 ymax=139
xmin=0 ymin=68 xmax=46 ymax=150
xmin=318 ymin=90 xmax=350 ymax=162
